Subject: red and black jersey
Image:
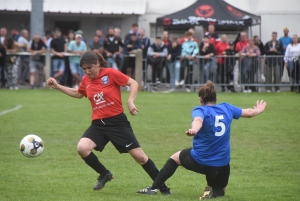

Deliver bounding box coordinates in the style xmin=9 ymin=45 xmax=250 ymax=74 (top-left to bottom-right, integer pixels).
xmin=78 ymin=68 xmax=129 ymax=120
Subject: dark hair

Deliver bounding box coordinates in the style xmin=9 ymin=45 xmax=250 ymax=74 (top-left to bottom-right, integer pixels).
xmin=4 ymin=37 xmax=15 ymax=49
xmin=155 ymin=36 xmax=162 ymax=40
xmin=172 ymin=37 xmax=178 ymax=42
xmin=45 ymin=30 xmax=51 ymax=36
xmin=272 ymin=32 xmax=277 ymax=35
xmin=253 ymin=35 xmax=258 ymax=39
xmin=132 ymin=23 xmax=138 ymax=27
xmin=198 ymin=81 xmax=216 ymax=104
xmin=80 ymin=51 xmax=108 ymax=67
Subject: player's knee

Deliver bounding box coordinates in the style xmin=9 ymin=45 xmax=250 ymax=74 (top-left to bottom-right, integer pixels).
xmin=135 ymin=155 xmax=148 ymax=165
xmin=77 ymin=144 xmax=90 ymax=157
xmin=170 ymin=151 xmax=181 ymax=165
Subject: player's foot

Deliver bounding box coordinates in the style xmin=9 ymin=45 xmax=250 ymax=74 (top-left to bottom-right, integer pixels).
xmin=199 ymin=186 xmax=213 ymax=200
xmin=136 ymin=186 xmax=158 ymax=195
xmin=93 ymin=171 xmax=114 ymax=190
xmin=160 ymin=186 xmax=172 ymax=195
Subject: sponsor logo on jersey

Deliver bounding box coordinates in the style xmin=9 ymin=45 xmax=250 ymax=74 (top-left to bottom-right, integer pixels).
xmin=94 ymin=92 xmax=106 ymax=105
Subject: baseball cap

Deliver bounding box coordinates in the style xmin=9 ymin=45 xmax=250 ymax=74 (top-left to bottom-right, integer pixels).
xmin=283 ymin=27 xmax=289 ymax=31
xmin=75 ymin=34 xmax=82 ymax=38
xmin=75 ymin=30 xmax=84 ymax=35
xmin=229 ymin=41 xmax=234 ymax=45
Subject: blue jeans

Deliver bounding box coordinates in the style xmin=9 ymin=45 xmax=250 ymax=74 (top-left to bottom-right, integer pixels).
xmin=288 ymin=61 xmax=295 ymax=84
xmin=70 ymin=62 xmax=84 ymax=79
xmin=167 ymin=60 xmax=180 ymax=89
xmin=52 ymin=59 xmax=65 ymax=76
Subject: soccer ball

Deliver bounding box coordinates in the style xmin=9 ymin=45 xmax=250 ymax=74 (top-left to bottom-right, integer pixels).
xmin=20 ymin=134 xmax=44 ymax=158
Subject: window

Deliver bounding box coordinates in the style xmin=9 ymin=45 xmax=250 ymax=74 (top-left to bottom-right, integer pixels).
xmin=150 ymin=23 xmax=163 ymax=38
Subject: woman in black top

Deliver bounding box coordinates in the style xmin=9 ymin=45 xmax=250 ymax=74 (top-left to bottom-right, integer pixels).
xmin=199 ymin=37 xmax=217 ymax=83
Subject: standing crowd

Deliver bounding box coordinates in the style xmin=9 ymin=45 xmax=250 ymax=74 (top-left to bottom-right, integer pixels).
xmin=0 ymin=24 xmax=299 ymax=92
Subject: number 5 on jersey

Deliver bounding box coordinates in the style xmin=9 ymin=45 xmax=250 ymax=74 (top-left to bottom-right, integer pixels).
xmin=215 ymin=115 xmax=226 ymax=136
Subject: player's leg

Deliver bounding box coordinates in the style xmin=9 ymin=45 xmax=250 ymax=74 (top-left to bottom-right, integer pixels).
xmin=78 ymin=122 xmax=113 ymax=190
xmin=199 ymin=164 xmax=230 ymax=200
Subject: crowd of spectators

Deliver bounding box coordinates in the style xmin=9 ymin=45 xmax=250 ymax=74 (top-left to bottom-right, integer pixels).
xmin=0 ymin=24 xmax=299 ymax=93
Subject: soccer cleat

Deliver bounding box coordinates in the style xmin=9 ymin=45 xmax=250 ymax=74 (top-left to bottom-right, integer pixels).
xmin=93 ymin=171 xmax=114 ymax=190
xmin=136 ymin=186 xmax=158 ymax=195
xmin=160 ymin=187 xmax=172 ymax=195
xmin=199 ymin=186 xmax=213 ymax=200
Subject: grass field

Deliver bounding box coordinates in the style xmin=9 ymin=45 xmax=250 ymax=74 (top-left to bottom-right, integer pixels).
xmin=0 ymin=89 xmax=299 ymax=201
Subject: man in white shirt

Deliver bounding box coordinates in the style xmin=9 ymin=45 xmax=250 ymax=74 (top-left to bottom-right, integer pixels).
xmin=17 ymin=29 xmax=30 ymax=84
xmin=0 ymin=27 xmax=7 ymax=44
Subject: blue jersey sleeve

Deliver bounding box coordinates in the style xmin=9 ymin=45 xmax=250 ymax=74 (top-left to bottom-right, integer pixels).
xmin=227 ymin=104 xmax=242 ymax=119
xmin=192 ymin=107 xmax=205 ymax=120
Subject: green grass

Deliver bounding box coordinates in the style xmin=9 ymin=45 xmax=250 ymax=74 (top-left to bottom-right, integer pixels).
xmin=0 ymin=89 xmax=299 ymax=201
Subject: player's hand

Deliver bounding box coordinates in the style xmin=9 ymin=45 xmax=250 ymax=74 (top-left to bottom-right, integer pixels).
xmin=128 ymin=102 xmax=139 ymax=116
xmin=186 ymin=129 xmax=197 ymax=136
xmin=254 ymin=100 xmax=266 ymax=114
xmin=47 ymin=77 xmax=59 ymax=89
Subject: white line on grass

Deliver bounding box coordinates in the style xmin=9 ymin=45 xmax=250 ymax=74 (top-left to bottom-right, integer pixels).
xmin=0 ymin=105 xmax=23 ymax=116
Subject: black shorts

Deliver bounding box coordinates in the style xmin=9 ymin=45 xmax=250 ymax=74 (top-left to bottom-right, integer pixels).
xmin=82 ymin=113 xmax=140 ymax=153
xmin=126 ymin=57 xmax=135 ymax=69
xmin=179 ymin=148 xmax=230 ymax=188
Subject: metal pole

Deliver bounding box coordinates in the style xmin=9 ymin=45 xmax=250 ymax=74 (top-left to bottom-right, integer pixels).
xmin=30 ymin=0 xmax=44 ymax=38
xmin=45 ymin=49 xmax=51 ymax=88
xmin=135 ymin=49 xmax=143 ymax=91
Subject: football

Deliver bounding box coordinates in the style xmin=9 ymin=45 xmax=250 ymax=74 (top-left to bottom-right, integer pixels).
xmin=20 ymin=134 xmax=44 ymax=158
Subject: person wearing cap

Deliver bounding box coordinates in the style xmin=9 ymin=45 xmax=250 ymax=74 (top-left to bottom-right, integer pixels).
xmin=67 ymin=33 xmax=87 ymax=89
xmin=279 ymin=28 xmax=292 ymax=55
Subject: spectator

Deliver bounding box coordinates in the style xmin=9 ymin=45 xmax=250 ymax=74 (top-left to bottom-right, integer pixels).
xmin=103 ymin=27 xmax=124 ymax=70
xmin=114 ymin=27 xmax=121 ymax=38
xmin=17 ymin=29 xmax=30 ymax=85
xmin=180 ymin=28 xmax=198 ymax=44
xmin=284 ymin=34 xmax=300 ymax=91
xmin=27 ymin=34 xmax=47 ymax=89
xmin=253 ymin=35 xmax=266 ymax=82
xmin=139 ymin=28 xmax=151 ymax=88
xmin=66 ymin=30 xmax=75 ymax=45
xmin=0 ymin=27 xmax=7 ymax=44
xmin=89 ymin=35 xmax=105 ymax=56
xmin=45 ymin=30 xmax=53 ymax=49
xmin=166 ymin=37 xmax=181 ymax=92
xmin=162 ymin=31 xmax=171 ymax=46
xmin=205 ymin=24 xmax=220 ymax=47
xmin=67 ymin=34 xmax=87 ymax=88
xmin=223 ymin=41 xmax=238 ymax=92
xmin=235 ymin=32 xmax=248 ymax=52
xmin=240 ymin=39 xmax=261 ymax=93
xmin=0 ymin=42 xmax=6 ymax=88
xmin=4 ymin=37 xmax=22 ymax=90
xmin=95 ymin=29 xmax=105 ymax=43
xmin=11 ymin=28 xmax=20 ymax=41
xmin=199 ymin=37 xmax=216 ymax=83
xmin=50 ymin=28 xmax=66 ymax=82
xmin=215 ymin=34 xmax=230 ymax=92
xmin=264 ymin=32 xmax=283 ymax=92
xmin=180 ymin=31 xmax=199 ymax=92
xmin=279 ymin=27 xmax=292 ymax=55
xmin=147 ymin=36 xmax=168 ymax=91
xmin=125 ymin=23 xmax=139 ymax=43
xmin=124 ymin=34 xmax=142 ymax=79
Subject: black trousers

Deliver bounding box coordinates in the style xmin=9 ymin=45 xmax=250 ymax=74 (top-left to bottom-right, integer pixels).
xmin=180 ymin=59 xmax=194 ymax=86
xmin=148 ymin=56 xmax=164 ymax=83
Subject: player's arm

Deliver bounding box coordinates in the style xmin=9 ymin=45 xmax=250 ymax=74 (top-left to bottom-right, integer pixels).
xmin=127 ymin=78 xmax=139 ymax=115
xmin=47 ymin=77 xmax=83 ymax=99
xmin=186 ymin=117 xmax=203 ymax=136
xmin=241 ymin=100 xmax=266 ymax=118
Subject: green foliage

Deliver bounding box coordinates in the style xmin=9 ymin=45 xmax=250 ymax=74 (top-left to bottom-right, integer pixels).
xmin=0 ymin=90 xmax=299 ymax=201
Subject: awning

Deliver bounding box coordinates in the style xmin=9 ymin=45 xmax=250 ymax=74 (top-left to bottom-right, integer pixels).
xmin=0 ymin=0 xmax=147 ymax=15
xmin=157 ymin=0 xmax=261 ymax=27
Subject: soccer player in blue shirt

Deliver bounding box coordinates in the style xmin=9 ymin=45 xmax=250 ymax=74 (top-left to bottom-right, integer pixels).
xmin=136 ymin=81 xmax=267 ymax=200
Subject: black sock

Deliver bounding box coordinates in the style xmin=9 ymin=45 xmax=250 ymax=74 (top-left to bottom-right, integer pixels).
xmin=142 ymin=158 xmax=168 ymax=190
xmin=151 ymin=158 xmax=178 ymax=189
xmin=212 ymin=188 xmax=225 ymax=198
xmin=83 ymin=152 xmax=109 ymax=176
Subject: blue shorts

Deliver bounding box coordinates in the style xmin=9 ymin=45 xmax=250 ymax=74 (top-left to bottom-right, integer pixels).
xmin=52 ymin=59 xmax=65 ymax=73
xmin=70 ymin=62 xmax=84 ymax=78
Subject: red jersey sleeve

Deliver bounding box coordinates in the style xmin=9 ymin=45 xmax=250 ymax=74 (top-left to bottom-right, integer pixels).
xmin=110 ymin=69 xmax=129 ymax=87
xmin=78 ymin=76 xmax=87 ymax=97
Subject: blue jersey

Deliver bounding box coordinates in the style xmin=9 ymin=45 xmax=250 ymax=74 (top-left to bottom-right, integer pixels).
xmin=279 ymin=36 xmax=292 ymax=54
xmin=190 ymin=103 xmax=242 ymax=167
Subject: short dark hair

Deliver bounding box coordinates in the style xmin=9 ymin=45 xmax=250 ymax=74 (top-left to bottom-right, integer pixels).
xmin=253 ymin=35 xmax=259 ymax=39
xmin=45 ymin=30 xmax=51 ymax=35
xmin=272 ymin=32 xmax=278 ymax=35
xmin=172 ymin=37 xmax=178 ymax=42
xmin=132 ymin=23 xmax=138 ymax=27
xmin=156 ymin=36 xmax=162 ymax=40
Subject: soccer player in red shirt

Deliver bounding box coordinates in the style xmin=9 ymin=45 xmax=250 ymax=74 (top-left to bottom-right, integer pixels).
xmin=47 ymin=51 xmax=171 ymax=194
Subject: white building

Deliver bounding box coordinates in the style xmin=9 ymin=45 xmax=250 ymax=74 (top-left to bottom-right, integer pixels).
xmin=0 ymin=0 xmax=299 ymax=43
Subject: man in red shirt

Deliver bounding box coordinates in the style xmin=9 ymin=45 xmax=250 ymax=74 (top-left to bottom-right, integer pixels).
xmin=215 ymin=34 xmax=230 ymax=92
xmin=235 ymin=32 xmax=248 ymax=52
xmin=46 ymin=51 xmax=171 ymax=194
xmin=180 ymin=28 xmax=198 ymax=44
xmin=162 ymin=31 xmax=171 ymax=46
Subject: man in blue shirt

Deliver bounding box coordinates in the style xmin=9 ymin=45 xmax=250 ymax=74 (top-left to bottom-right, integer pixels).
xmin=279 ymin=27 xmax=292 ymax=55
xmin=137 ymin=82 xmax=267 ymax=200
xmin=67 ymin=34 xmax=87 ymax=89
